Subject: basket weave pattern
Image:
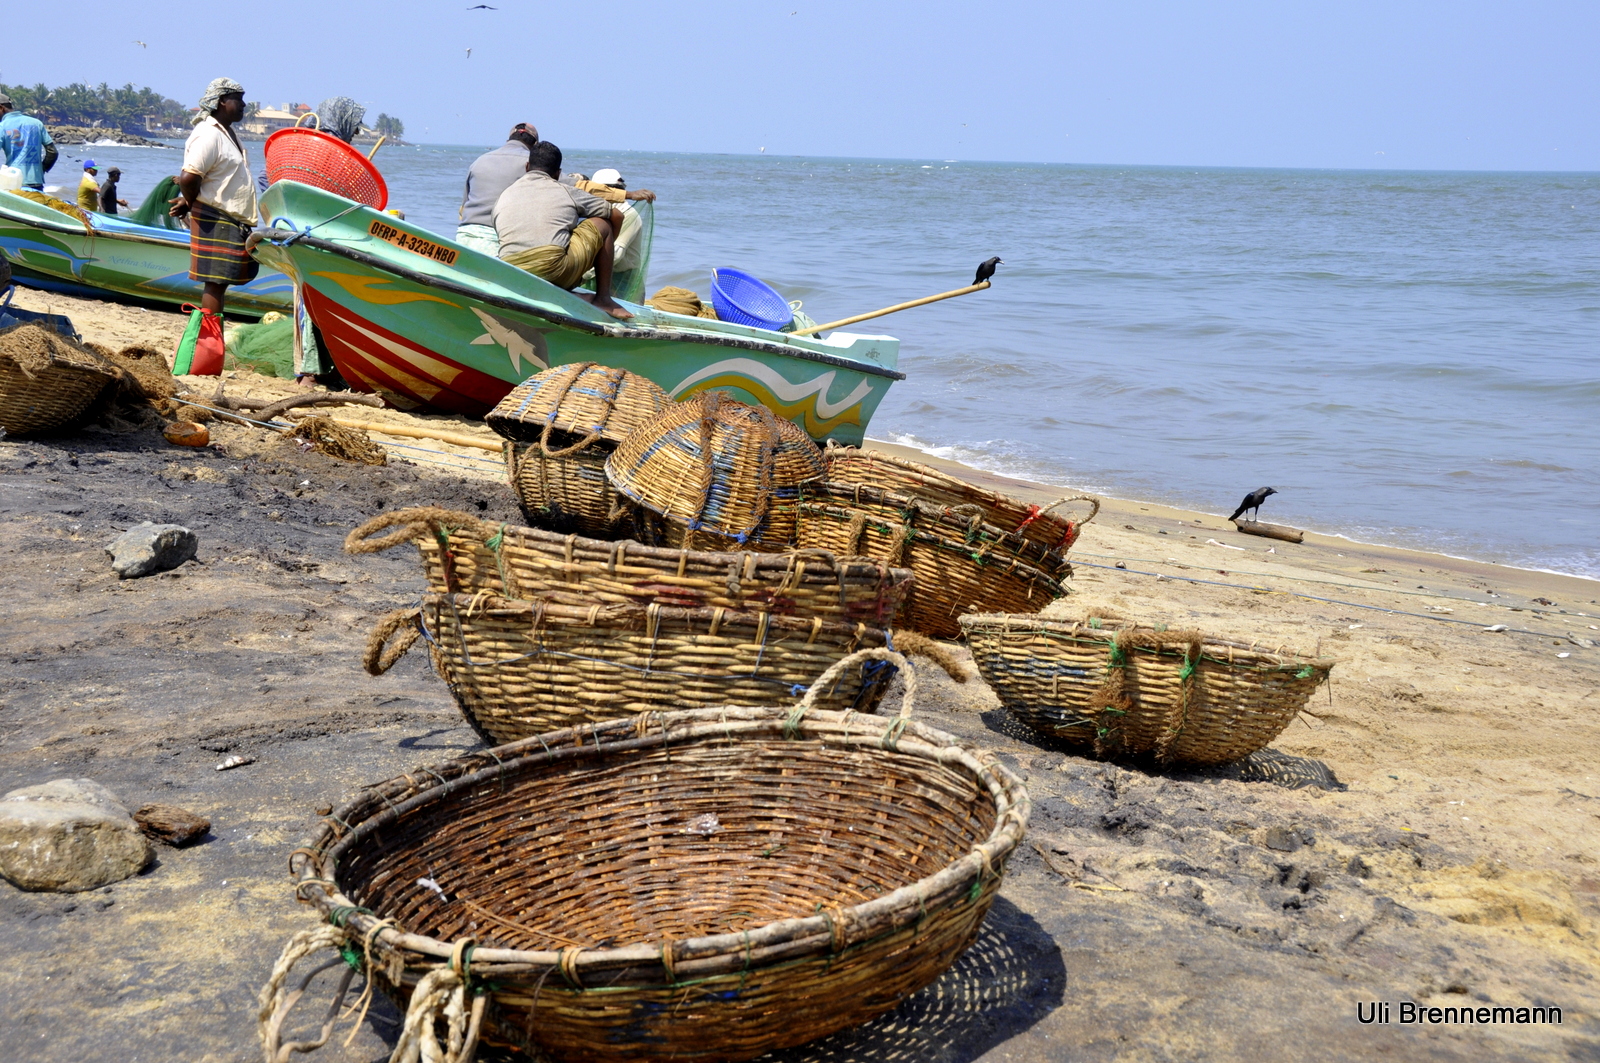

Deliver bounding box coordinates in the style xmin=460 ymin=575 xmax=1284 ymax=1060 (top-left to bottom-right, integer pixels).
xmin=961 ymin=614 xmax=1335 ymax=765
xmin=606 ymin=391 xmax=825 ymax=548
xmin=823 ymin=445 xmax=1099 ymax=568
xmin=287 ymin=689 xmax=1030 ymax=1062
xmin=795 ymin=484 xmax=1065 ymax=638
xmin=347 ymin=509 xmax=911 ymax=627
xmin=378 ymin=592 xmax=898 ymax=743
xmin=0 ymin=325 xmax=118 ymax=436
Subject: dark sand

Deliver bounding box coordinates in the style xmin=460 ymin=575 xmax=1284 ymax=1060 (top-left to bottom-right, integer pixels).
xmin=1 ymin=287 xmax=1596 ymax=1061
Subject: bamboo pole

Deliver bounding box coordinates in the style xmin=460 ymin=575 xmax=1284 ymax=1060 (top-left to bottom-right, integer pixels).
xmin=788 ymin=280 xmax=990 ymax=337
xmin=312 ymin=417 xmax=503 ymax=452
xmin=367 ymin=135 xmax=387 ymax=160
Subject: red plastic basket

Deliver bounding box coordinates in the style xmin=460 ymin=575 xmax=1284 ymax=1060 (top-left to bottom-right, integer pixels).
xmin=263 ymin=128 xmax=388 ymax=210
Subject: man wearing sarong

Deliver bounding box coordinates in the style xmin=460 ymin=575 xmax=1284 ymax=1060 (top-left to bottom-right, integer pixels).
xmin=494 ymin=142 xmax=632 ymax=320
xmin=170 ymin=77 xmax=259 ymax=374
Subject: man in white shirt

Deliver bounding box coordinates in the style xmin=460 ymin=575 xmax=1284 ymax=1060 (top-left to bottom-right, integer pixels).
xmin=169 ymin=77 xmax=260 ymax=374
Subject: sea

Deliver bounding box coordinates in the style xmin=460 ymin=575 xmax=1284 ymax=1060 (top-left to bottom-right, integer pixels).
xmin=62 ymin=141 xmax=1600 ymax=581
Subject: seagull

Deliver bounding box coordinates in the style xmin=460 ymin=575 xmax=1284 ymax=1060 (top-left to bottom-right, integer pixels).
xmin=973 ymin=256 xmax=1002 ymax=285
xmin=1228 ymin=487 xmax=1277 ymax=523
xmin=467 ymin=3 xmax=497 ymax=7
xmin=465 ymin=47 xmax=473 ymax=57
xmin=133 ymin=40 xmax=147 ymax=47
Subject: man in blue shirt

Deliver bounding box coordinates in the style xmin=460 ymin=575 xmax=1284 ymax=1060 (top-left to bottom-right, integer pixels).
xmin=0 ymin=94 xmax=56 ymax=190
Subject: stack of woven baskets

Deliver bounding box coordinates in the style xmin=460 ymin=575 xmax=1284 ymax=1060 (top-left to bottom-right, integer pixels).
xmin=348 ymin=506 xmax=913 ymax=744
xmin=795 ymin=446 xmax=1100 ymax=638
xmin=487 ymin=362 xmax=672 ymax=537
xmin=961 ymin=612 xmax=1335 ymax=765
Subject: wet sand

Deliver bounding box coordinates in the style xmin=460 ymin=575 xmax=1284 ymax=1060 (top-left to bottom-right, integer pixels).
xmin=2 ymin=286 xmax=1596 ymax=1060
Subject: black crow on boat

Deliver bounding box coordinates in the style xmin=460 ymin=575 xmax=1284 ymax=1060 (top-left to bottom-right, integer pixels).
xmin=974 ymin=257 xmax=1002 ymax=285
xmin=1228 ymin=487 xmax=1277 ymax=522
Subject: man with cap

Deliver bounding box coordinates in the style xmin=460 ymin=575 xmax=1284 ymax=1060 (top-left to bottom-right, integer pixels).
xmin=98 ymin=167 xmax=129 ymax=214
xmin=77 ymin=161 xmax=102 ymax=211
xmin=0 ymin=93 xmax=57 ymax=191
xmin=456 ymin=122 xmax=541 ymax=256
xmin=577 ymin=168 xmax=651 ymax=273
xmin=170 ymin=77 xmax=259 ymax=375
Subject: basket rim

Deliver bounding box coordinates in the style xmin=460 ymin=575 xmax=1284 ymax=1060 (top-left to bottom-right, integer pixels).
xmin=824 ymin=445 xmax=1096 ymax=525
xmin=290 ymin=704 xmax=1030 ymax=981
xmin=959 ymin=612 xmax=1335 ymax=670
xmin=263 ymin=127 xmax=389 ymax=209
xmin=801 ymin=481 xmax=1072 ymax=561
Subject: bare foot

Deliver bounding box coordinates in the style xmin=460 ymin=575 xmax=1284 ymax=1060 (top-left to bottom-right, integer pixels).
xmin=592 ymin=295 xmax=633 ymax=321
xmin=294 ymin=375 xmax=319 ymax=391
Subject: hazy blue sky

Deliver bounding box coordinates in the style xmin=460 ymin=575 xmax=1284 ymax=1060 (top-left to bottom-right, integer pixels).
xmin=4 ymin=0 xmax=1594 ymax=170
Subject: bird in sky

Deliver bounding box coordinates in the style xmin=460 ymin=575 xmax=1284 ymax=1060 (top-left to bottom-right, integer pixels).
xmin=973 ymin=257 xmax=1002 ymax=285
xmin=1228 ymin=487 xmax=1278 ymax=522
xmin=465 ymin=47 xmax=473 ymax=57
xmin=133 ymin=40 xmax=147 ymax=47
xmin=467 ymin=4 xmax=498 ymax=8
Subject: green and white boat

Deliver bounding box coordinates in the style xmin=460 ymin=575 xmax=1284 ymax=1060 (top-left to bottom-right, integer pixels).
xmin=251 ymin=180 xmax=902 ymax=444
xmin=0 ymin=187 xmax=292 ymax=316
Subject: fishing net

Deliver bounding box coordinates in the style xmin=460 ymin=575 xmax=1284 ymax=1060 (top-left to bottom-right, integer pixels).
xmin=126 ymin=177 xmax=185 ymax=231
xmin=291 ymin=415 xmax=387 ymax=465
xmin=225 ymin=315 xmax=295 ymax=379
xmin=316 ymin=97 xmax=366 ymax=144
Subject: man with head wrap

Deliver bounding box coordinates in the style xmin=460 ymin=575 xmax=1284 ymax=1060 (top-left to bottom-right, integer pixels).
xmin=170 ymin=77 xmax=259 ymax=375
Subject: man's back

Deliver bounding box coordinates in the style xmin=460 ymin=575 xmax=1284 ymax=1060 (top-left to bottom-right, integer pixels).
xmin=0 ymin=112 xmax=51 ymax=188
xmin=492 ymin=170 xmax=609 ymax=259
xmin=460 ymin=141 xmax=534 ymax=228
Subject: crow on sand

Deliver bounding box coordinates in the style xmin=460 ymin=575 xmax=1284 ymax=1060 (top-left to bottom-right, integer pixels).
xmin=1228 ymin=487 xmax=1277 ymax=522
xmin=974 ymin=256 xmax=1002 ymax=285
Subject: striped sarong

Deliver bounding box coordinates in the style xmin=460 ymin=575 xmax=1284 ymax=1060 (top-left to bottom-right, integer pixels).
xmin=188 ymin=201 xmax=259 ymax=286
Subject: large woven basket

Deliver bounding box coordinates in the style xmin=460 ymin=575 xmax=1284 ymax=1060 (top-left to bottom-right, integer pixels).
xmin=268 ymin=651 xmax=1031 ymax=1063
xmin=794 ymin=483 xmax=1066 ymax=639
xmin=0 ymin=324 xmax=119 ymax=436
xmin=347 ymin=508 xmax=911 ymax=627
xmin=606 ymin=390 xmax=825 ymax=549
xmin=367 ymin=592 xmax=901 ymax=743
xmin=960 ymin=613 xmax=1335 ymax=765
xmin=489 ymin=364 xmax=673 ymax=537
xmin=825 ymin=445 xmax=1100 ymax=563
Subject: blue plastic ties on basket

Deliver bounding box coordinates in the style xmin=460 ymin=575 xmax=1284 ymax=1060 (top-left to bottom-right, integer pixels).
xmin=710 ymin=268 xmax=793 ymax=331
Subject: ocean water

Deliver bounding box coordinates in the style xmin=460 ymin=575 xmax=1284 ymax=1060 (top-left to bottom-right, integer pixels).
xmin=70 ymin=143 xmax=1600 ymax=580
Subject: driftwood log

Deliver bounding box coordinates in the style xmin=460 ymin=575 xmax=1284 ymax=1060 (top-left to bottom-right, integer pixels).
xmin=133 ymin=803 xmax=211 ymax=847
xmin=1233 ymin=519 xmax=1305 ymax=543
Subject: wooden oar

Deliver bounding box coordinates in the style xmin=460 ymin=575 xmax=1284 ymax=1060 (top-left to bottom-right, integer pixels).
xmin=788 ymin=280 xmax=990 ymax=337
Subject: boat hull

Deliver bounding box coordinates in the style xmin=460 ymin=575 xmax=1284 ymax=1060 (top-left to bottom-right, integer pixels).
xmin=0 ymin=191 xmax=292 ymax=317
xmin=254 ymin=182 xmax=902 ymax=444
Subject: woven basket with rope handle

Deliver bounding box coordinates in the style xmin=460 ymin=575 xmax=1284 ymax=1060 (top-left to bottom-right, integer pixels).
xmin=266 ymin=648 xmax=1030 ymax=1063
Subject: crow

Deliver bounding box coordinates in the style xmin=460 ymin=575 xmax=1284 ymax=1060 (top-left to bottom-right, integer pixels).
xmin=973 ymin=256 xmax=1002 ymax=285
xmin=1228 ymin=487 xmax=1277 ymax=522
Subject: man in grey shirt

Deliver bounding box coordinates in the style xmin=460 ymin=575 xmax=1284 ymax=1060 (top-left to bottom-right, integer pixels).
xmin=495 ymin=141 xmax=631 ymax=320
xmin=455 ymin=121 xmax=538 ymax=255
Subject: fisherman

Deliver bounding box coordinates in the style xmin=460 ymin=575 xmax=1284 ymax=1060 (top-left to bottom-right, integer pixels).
xmin=77 ymin=161 xmax=102 ymax=211
xmin=99 ymin=167 xmax=129 ymax=214
xmin=170 ymin=77 xmax=260 ymax=375
xmin=455 ymin=121 xmax=540 ymax=255
xmin=494 ymin=141 xmax=632 ymax=320
xmin=577 ymin=167 xmax=652 ymax=273
xmin=0 ymin=93 xmax=57 ymax=191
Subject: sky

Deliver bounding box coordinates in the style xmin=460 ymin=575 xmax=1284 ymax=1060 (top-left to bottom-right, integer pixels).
xmin=2 ymin=0 xmax=1595 ymax=170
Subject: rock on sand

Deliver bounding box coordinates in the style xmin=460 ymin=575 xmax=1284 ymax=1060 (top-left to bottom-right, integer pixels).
xmin=0 ymin=779 xmax=152 ymax=892
xmin=106 ymin=522 xmax=197 ymax=579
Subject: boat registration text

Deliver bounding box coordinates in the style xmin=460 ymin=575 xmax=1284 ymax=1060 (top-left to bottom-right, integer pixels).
xmin=367 ymin=220 xmax=458 ymax=266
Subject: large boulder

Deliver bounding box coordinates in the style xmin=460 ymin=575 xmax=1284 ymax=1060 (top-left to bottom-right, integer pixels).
xmin=106 ymin=522 xmax=197 ymax=579
xmin=0 ymin=779 xmax=152 ymax=892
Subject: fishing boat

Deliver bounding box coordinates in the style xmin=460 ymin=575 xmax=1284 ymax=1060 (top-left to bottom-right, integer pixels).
xmin=0 ymin=188 xmax=293 ymax=317
xmin=250 ymin=180 xmax=903 ymax=444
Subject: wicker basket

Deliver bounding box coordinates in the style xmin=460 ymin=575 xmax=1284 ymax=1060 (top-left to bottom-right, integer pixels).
xmin=606 ymin=390 xmax=825 ymax=549
xmin=488 ymin=364 xmax=673 ymax=537
xmin=347 ymin=508 xmax=912 ymax=627
xmin=367 ymin=592 xmax=901 ymax=744
xmin=269 ymin=651 xmax=1031 ymax=1063
xmin=960 ymin=613 xmax=1335 ymax=765
xmin=794 ymin=484 xmax=1066 ymax=639
xmin=0 ymin=324 xmax=119 ymax=436
xmin=825 ymin=445 xmax=1100 ymax=563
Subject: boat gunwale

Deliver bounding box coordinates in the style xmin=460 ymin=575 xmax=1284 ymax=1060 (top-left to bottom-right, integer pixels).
xmin=248 ymin=228 xmax=907 ymax=382
xmin=0 ymin=194 xmax=191 ymax=249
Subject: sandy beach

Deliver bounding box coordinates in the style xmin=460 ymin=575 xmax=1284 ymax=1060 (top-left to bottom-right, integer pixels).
xmin=2 ymin=286 xmax=1596 ymax=1060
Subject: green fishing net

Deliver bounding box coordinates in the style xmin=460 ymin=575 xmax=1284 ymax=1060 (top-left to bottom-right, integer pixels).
xmin=226 ymin=316 xmax=295 ymax=378
xmin=126 ymin=176 xmax=186 ymax=230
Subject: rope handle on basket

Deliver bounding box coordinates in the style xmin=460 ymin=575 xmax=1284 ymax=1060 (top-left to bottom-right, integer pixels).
xmin=1030 ymin=494 xmax=1101 ymax=536
xmin=345 ymin=508 xmax=495 ymax=555
xmin=257 ymin=925 xmax=358 ymax=1063
xmin=537 ymin=362 xmax=610 ymax=458
xmin=364 ymin=607 xmax=422 ymax=676
xmin=794 ymin=647 xmax=917 ymax=721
